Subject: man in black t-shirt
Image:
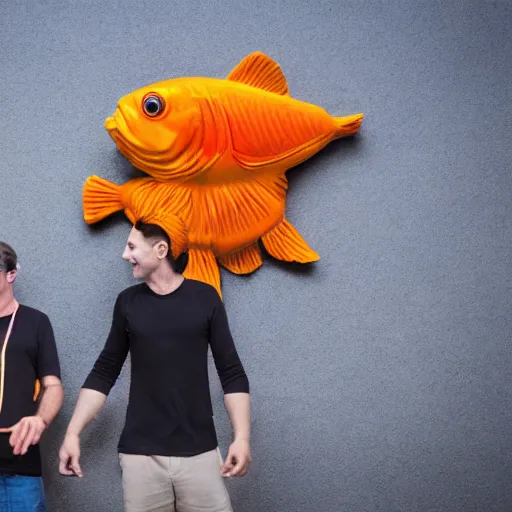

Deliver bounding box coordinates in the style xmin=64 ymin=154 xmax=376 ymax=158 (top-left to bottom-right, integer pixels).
xmin=59 ymin=221 xmax=251 ymax=512
xmin=0 ymin=241 xmax=64 ymax=511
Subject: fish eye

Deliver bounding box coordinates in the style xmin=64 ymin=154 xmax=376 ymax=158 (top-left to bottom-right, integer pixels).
xmin=142 ymin=94 xmax=165 ymax=117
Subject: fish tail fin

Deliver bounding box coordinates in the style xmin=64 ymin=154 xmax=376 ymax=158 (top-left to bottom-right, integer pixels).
xmin=83 ymin=175 xmax=124 ymax=224
xmin=334 ymin=113 xmax=364 ymax=138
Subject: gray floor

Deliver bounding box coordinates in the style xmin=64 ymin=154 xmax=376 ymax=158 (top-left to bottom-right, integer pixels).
xmin=1 ymin=1 xmax=511 ymax=510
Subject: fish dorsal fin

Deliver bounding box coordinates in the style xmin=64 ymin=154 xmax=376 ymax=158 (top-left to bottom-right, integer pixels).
xmin=227 ymin=52 xmax=290 ymax=96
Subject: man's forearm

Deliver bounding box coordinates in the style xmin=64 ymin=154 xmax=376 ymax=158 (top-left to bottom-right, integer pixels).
xmin=224 ymin=392 xmax=251 ymax=441
xmin=36 ymin=383 xmax=64 ymax=427
xmin=66 ymin=388 xmax=107 ymax=436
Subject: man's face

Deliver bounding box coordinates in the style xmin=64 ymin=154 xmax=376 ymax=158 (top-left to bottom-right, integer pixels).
xmin=122 ymin=227 xmax=166 ymax=279
xmin=0 ymin=268 xmax=16 ymax=297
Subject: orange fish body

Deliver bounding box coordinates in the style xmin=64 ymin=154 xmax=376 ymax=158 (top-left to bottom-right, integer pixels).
xmin=84 ymin=52 xmax=363 ymax=296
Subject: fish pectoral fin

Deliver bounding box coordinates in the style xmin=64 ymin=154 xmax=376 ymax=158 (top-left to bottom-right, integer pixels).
xmin=219 ymin=244 xmax=263 ymax=275
xmin=227 ymin=51 xmax=290 ymax=96
xmin=262 ymin=219 xmax=320 ymax=263
xmin=83 ymin=175 xmax=124 ymax=224
xmin=183 ymin=249 xmax=222 ymax=299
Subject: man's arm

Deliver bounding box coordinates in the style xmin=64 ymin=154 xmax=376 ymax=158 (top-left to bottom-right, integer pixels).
xmin=64 ymin=388 xmax=107 ymax=437
xmin=224 ymin=392 xmax=251 ymax=442
xmin=58 ymin=389 xmax=107 ymax=477
xmin=36 ymin=376 xmax=64 ymax=427
xmin=59 ymin=294 xmax=129 ymax=478
xmin=35 ymin=312 xmax=64 ymax=431
xmin=208 ymin=291 xmax=251 ymax=477
xmin=1 ymin=375 xmax=64 ymax=456
xmin=222 ymin=392 xmax=251 ymax=477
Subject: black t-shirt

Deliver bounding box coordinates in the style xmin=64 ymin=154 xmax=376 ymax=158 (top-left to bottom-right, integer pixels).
xmin=83 ymin=278 xmax=249 ymax=457
xmin=0 ymin=305 xmax=61 ymax=476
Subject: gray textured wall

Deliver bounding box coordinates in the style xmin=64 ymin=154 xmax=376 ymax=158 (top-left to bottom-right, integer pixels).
xmin=1 ymin=1 xmax=511 ymax=511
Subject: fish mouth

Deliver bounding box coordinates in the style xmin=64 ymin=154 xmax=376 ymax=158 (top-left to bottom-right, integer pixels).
xmin=111 ymin=124 xmax=174 ymax=160
xmin=105 ymin=107 xmax=166 ymax=154
xmin=102 ymin=104 xmax=206 ymax=180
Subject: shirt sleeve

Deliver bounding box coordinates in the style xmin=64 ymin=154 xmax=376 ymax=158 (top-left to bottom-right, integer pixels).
xmin=208 ymin=291 xmax=249 ymax=395
xmin=82 ymin=293 xmax=129 ymax=395
xmin=36 ymin=313 xmax=61 ymax=380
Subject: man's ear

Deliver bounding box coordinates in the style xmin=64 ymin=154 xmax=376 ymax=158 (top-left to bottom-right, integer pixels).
xmin=156 ymin=241 xmax=169 ymax=260
xmin=6 ymin=270 xmax=16 ymax=284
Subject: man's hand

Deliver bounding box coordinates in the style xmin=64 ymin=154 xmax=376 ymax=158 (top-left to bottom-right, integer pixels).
xmin=221 ymin=439 xmax=251 ymax=478
xmin=59 ymin=433 xmax=83 ymax=477
xmin=0 ymin=416 xmax=46 ymax=456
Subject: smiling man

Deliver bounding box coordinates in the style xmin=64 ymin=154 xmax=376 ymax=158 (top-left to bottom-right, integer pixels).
xmin=0 ymin=241 xmax=64 ymax=512
xmin=59 ymin=221 xmax=251 ymax=512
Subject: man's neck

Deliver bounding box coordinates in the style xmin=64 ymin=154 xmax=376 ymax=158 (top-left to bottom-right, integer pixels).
xmin=145 ymin=266 xmax=185 ymax=296
xmin=0 ymin=291 xmax=17 ymax=317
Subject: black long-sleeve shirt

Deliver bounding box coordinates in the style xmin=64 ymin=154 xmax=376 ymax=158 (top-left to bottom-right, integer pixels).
xmin=82 ymin=278 xmax=249 ymax=457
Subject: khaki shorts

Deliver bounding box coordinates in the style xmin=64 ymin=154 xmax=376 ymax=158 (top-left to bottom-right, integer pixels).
xmin=119 ymin=449 xmax=233 ymax=512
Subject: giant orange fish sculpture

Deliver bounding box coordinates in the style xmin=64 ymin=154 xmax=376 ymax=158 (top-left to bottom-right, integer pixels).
xmin=84 ymin=52 xmax=363 ymax=297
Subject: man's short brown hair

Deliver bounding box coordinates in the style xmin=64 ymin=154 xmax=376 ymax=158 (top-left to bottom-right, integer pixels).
xmin=0 ymin=242 xmax=18 ymax=272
